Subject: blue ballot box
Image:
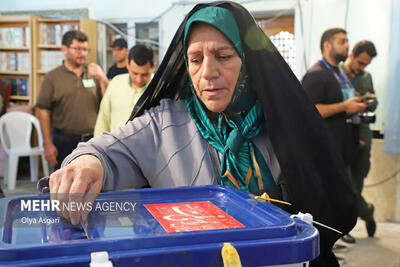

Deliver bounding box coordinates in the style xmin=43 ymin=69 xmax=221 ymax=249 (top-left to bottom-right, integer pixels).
xmin=0 ymin=185 xmax=319 ymax=266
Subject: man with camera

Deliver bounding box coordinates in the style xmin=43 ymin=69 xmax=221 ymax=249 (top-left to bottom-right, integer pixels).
xmin=340 ymin=40 xmax=378 ymax=238
xmin=302 ymin=28 xmax=375 ymax=244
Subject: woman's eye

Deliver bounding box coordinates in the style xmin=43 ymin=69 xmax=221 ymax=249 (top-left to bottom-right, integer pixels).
xmin=218 ymin=55 xmax=232 ymax=60
xmin=190 ymin=58 xmax=201 ymax=64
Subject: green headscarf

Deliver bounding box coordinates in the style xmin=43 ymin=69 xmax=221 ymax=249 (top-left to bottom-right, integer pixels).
xmin=183 ymin=6 xmax=275 ymax=192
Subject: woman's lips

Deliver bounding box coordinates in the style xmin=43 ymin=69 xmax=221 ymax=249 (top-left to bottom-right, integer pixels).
xmin=202 ymin=88 xmax=224 ymax=98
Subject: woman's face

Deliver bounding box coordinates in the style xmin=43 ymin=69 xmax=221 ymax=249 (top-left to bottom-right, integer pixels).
xmin=187 ymin=23 xmax=242 ymax=113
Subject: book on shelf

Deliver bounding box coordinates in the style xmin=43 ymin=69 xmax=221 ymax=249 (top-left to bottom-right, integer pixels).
xmin=39 ymin=23 xmax=78 ymax=45
xmin=0 ymin=27 xmax=30 ymax=47
xmin=16 ymin=52 xmax=30 ymax=72
xmin=39 ymin=50 xmax=64 ymax=72
xmin=14 ymin=27 xmax=23 ymax=47
xmin=24 ymin=27 xmax=30 ymax=47
xmin=8 ymin=52 xmax=17 ymax=71
xmin=0 ymin=78 xmax=28 ymax=97
xmin=0 ymin=51 xmax=30 ymax=72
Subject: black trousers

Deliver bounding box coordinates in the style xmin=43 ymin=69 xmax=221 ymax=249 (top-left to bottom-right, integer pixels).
xmin=52 ymin=130 xmax=93 ymax=170
xmin=350 ymin=143 xmax=374 ymax=221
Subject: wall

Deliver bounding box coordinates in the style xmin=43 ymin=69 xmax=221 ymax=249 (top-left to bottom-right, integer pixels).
xmin=365 ymin=139 xmax=400 ymax=222
xmin=0 ymin=0 xmax=176 ymax=20
xmin=158 ymin=4 xmax=192 ymax=61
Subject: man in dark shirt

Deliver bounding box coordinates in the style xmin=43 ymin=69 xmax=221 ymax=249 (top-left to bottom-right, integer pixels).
xmin=106 ymin=38 xmax=129 ymax=80
xmin=302 ymin=28 xmax=370 ymax=244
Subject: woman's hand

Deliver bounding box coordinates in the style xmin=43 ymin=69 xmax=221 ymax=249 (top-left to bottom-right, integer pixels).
xmin=49 ymin=155 xmax=104 ymax=225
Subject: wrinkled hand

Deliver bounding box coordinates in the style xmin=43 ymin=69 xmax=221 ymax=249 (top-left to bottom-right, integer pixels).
xmin=344 ymin=97 xmax=368 ymax=114
xmin=49 ymin=155 xmax=104 ymax=225
xmin=44 ymin=142 xmax=58 ymax=165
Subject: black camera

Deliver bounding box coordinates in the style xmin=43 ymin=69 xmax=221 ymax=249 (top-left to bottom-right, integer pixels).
xmin=347 ymin=111 xmax=376 ymax=124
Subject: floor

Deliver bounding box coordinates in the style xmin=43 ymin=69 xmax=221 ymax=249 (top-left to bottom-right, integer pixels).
xmin=1 ymin=178 xmax=400 ymax=267
xmin=1 ymin=176 xmax=41 ymax=196
xmin=336 ymin=219 xmax=400 ymax=267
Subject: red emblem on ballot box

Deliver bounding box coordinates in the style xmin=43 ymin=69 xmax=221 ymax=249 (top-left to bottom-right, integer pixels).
xmin=144 ymin=201 xmax=245 ymax=233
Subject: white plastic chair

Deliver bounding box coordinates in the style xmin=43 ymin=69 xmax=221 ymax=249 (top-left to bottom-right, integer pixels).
xmin=0 ymin=111 xmax=49 ymax=191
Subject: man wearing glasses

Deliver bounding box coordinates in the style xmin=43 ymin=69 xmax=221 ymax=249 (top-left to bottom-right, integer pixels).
xmin=36 ymin=30 xmax=108 ymax=170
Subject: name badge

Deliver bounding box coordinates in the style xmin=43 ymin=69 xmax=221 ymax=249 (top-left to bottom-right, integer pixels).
xmin=341 ymin=87 xmax=356 ymax=101
xmin=82 ymin=78 xmax=96 ymax=88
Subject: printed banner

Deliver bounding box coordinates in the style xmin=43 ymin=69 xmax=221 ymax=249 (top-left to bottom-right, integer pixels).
xmin=144 ymin=201 xmax=244 ymax=233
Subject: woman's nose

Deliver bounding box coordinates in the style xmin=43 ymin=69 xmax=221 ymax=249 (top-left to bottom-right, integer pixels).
xmin=201 ymin=56 xmax=218 ymax=81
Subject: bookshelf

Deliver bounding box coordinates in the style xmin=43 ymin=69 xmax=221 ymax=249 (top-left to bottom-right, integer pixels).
xmin=0 ymin=15 xmax=98 ymax=172
xmin=0 ymin=15 xmax=35 ymax=106
xmin=0 ymin=16 xmax=98 ymax=109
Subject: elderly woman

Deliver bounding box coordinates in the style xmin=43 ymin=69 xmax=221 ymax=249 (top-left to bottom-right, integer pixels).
xmin=50 ymin=2 xmax=356 ymax=266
